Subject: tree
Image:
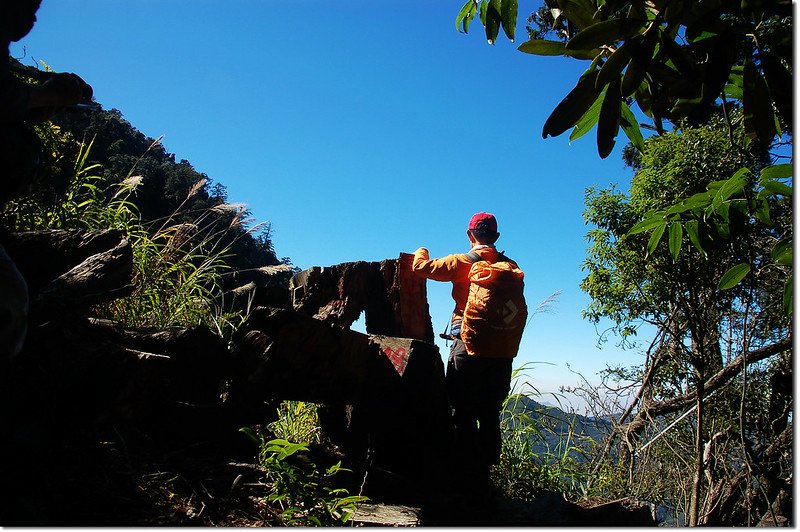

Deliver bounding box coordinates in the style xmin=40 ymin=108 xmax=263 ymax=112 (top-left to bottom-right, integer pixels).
xmin=581 ymin=117 xmax=791 ymax=525
xmin=457 ymin=0 xmax=792 ymax=158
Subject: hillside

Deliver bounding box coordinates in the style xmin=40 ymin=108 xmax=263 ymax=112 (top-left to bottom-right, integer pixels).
xmin=504 ymin=394 xmax=613 ymax=456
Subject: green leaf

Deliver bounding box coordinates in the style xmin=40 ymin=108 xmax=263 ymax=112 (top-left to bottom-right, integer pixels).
xmin=565 ymin=18 xmax=645 ymax=52
xmin=479 ymin=0 xmax=489 ymax=25
xmin=760 ymin=178 xmax=793 ymax=197
xmin=724 ymin=83 xmax=744 ymax=100
xmin=501 ymin=0 xmax=518 ymax=41
xmin=456 ymin=0 xmax=476 ymax=33
xmin=570 ymin=91 xmax=604 ymax=142
xmin=619 ymin=100 xmax=644 ymax=152
xmin=718 ymin=263 xmax=750 ymax=290
xmin=668 ymin=222 xmax=682 ymax=260
xmin=597 ymin=78 xmax=621 ymax=158
xmin=711 ymin=168 xmax=749 ymax=210
xmin=743 ymin=60 xmax=780 ymax=144
xmin=685 ymin=220 xmax=705 ymax=255
xmin=628 ymin=213 xmax=665 ymax=235
xmin=485 ymin=0 xmax=502 ymax=44
xmin=753 ymin=197 xmax=772 ymax=224
xmin=659 ymin=31 xmax=695 ymax=77
xmin=647 ymin=222 xmax=667 ymax=255
xmin=772 ymin=239 xmax=793 ymax=266
xmin=556 ymin=0 xmax=596 ymax=30
xmin=238 ymin=426 xmax=261 ymax=445
xmin=596 ymin=40 xmax=636 ymax=89
xmin=760 ymin=164 xmax=792 ymax=180
xmin=620 ymin=55 xmax=647 ymax=97
xmin=543 ymin=71 xmax=603 ymax=138
xmin=518 ymin=39 xmax=568 ymax=55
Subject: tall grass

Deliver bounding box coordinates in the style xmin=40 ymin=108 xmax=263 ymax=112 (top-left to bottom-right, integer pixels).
xmin=268 ymin=401 xmax=322 ymax=445
xmin=4 ymin=137 xmax=255 ymax=334
xmin=491 ymin=363 xmax=611 ymax=501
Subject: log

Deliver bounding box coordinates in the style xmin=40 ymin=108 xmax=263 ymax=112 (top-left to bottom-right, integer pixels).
xmin=3 ymin=229 xmax=129 ymax=294
xmin=34 ymin=237 xmax=133 ymax=314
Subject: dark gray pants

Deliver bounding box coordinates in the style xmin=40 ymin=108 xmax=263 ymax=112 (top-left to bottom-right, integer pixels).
xmin=446 ymin=339 xmax=512 ymax=471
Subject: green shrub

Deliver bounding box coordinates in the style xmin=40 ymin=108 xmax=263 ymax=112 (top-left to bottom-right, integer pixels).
xmin=239 ymin=431 xmax=367 ymax=526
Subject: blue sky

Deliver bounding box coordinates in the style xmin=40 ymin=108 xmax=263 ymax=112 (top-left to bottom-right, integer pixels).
xmin=13 ymin=0 xmax=650 ymax=411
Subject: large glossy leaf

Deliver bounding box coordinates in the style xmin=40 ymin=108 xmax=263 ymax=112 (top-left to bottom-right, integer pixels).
xmin=668 ymin=222 xmax=683 ymax=260
xmin=620 ymin=27 xmax=657 ymax=96
xmin=719 ymin=263 xmax=750 ymax=290
xmin=570 ymin=91 xmax=604 ymax=142
xmin=456 ymin=0 xmax=477 ymax=33
xmin=543 ymin=71 xmax=603 ymax=138
xmin=597 ymin=78 xmax=621 ymax=158
xmin=518 ymin=39 xmax=568 ymax=55
xmin=711 ymin=168 xmax=749 ymax=210
xmin=596 ymin=39 xmax=637 ymax=89
xmin=619 ymin=101 xmax=644 ymax=153
xmin=772 ymin=239 xmax=793 ymax=266
xmin=760 ymin=178 xmax=793 ymax=197
xmin=760 ymin=52 xmax=793 ymax=123
xmin=565 ymin=18 xmax=644 ymax=52
xmin=501 ymin=0 xmax=518 ymax=41
xmin=620 ymin=59 xmax=646 ymax=97
xmin=556 ymin=0 xmax=596 ymax=30
xmin=485 ymin=0 xmax=502 ymax=44
xmin=760 ymin=163 xmax=792 ymax=179
xmin=647 ymin=221 xmax=667 ymax=255
xmin=685 ymin=220 xmax=705 ymax=255
xmin=628 ymin=214 xmax=666 ymax=235
xmin=659 ymin=31 xmax=695 ymax=78
xmin=743 ymin=60 xmax=780 ymax=143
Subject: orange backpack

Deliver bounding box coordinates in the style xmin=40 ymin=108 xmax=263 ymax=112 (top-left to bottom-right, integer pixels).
xmin=460 ymin=251 xmax=528 ymax=358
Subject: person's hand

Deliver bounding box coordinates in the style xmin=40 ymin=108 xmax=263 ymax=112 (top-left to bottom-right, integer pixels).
xmin=37 ymin=73 xmax=93 ymax=107
xmin=24 ymin=73 xmax=94 ymax=122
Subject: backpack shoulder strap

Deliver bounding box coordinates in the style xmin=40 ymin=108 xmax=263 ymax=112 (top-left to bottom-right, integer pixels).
xmin=465 ymin=250 xmax=514 ymax=264
xmin=465 ymin=250 xmax=482 ymax=263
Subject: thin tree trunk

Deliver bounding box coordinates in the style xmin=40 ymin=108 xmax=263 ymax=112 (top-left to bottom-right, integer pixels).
xmin=689 ymin=370 xmax=704 ymax=526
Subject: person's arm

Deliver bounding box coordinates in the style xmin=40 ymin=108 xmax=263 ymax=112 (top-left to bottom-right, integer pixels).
xmin=411 ymin=247 xmax=463 ymax=282
xmin=2 ymin=68 xmax=92 ymax=123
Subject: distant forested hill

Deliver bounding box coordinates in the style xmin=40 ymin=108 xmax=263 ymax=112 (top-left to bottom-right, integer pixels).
xmin=504 ymin=394 xmax=613 ymax=458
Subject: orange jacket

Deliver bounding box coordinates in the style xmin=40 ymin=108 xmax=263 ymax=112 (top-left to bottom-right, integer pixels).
xmin=412 ymin=245 xmax=509 ymax=323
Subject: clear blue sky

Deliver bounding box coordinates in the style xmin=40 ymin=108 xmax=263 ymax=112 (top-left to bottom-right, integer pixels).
xmin=13 ymin=0 xmax=649 ymax=411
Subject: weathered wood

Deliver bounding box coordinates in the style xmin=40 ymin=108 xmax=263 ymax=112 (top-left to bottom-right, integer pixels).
xmin=353 ymin=503 xmax=420 ymax=526
xmin=34 ymin=237 xmax=133 ymax=313
xmin=289 ymin=255 xmax=433 ymax=342
xmin=3 ymin=229 xmax=129 ymax=293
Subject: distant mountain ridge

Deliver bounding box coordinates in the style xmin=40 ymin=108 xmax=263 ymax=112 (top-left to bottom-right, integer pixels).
xmin=503 ymin=394 xmax=613 ymax=457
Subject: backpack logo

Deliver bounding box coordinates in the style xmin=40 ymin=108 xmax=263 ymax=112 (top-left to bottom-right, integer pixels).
xmin=501 ymin=299 xmax=518 ymax=324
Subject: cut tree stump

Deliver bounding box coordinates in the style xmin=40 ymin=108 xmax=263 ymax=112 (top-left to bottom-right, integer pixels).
xmin=289 ymin=253 xmax=434 ymax=342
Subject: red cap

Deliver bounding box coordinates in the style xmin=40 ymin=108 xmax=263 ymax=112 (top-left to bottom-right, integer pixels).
xmin=468 ymin=212 xmax=497 ymax=233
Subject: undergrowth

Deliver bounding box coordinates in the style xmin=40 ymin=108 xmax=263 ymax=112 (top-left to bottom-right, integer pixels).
xmin=4 ymin=136 xmax=256 ymax=334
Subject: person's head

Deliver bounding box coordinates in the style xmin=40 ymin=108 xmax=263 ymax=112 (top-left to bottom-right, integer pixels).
xmin=2 ymin=0 xmax=42 ymax=42
xmin=467 ymin=212 xmax=499 ymax=245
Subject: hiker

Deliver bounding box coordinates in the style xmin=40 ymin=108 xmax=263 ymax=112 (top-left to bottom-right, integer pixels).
xmin=411 ymin=212 xmax=527 ymax=497
xmin=0 ymin=0 xmax=93 ymax=357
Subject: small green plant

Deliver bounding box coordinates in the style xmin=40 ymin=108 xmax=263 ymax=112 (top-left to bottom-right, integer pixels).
xmin=239 ymin=430 xmax=367 ymax=526
xmin=268 ymin=401 xmax=322 ymax=444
